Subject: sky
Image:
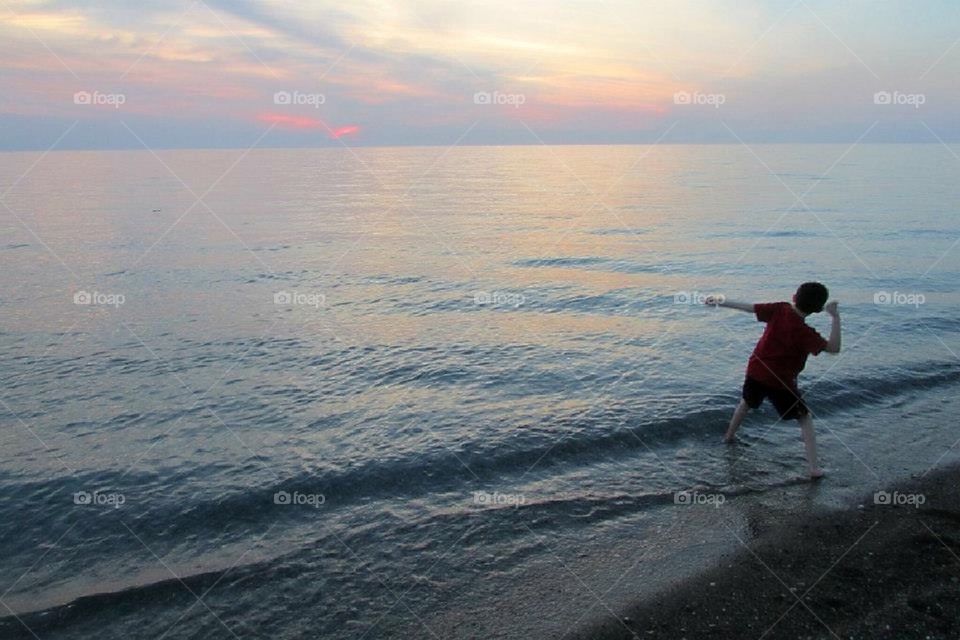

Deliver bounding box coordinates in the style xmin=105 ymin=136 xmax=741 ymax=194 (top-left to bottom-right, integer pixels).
xmin=1 ymin=0 xmax=959 ymax=149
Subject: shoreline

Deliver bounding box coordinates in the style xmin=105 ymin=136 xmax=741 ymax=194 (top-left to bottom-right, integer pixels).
xmin=572 ymin=464 xmax=960 ymax=639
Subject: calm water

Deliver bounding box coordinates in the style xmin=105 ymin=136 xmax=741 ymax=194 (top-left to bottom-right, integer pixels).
xmin=1 ymin=144 xmax=959 ymax=639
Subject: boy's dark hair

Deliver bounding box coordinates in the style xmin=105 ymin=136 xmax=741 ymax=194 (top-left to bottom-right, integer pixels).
xmin=795 ymin=282 xmax=829 ymax=314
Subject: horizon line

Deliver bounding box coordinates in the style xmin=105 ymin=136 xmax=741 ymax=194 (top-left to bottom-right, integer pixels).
xmin=0 ymin=140 xmax=956 ymax=154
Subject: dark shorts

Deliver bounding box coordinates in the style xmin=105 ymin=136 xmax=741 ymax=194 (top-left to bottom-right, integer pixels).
xmin=742 ymin=376 xmax=809 ymax=420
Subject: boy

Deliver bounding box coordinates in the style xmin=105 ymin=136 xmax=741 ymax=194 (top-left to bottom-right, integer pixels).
xmin=705 ymin=282 xmax=841 ymax=479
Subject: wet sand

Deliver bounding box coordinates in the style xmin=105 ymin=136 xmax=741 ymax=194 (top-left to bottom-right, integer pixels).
xmin=572 ymin=464 xmax=960 ymax=640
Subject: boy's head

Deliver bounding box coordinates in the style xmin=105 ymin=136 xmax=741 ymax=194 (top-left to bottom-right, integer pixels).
xmin=794 ymin=282 xmax=829 ymax=314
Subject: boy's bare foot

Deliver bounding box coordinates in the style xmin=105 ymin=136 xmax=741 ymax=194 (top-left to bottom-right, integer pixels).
xmin=723 ymin=434 xmax=736 ymax=444
xmin=809 ymin=468 xmax=825 ymax=480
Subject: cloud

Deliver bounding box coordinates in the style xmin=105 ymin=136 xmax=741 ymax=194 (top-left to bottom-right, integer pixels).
xmin=200 ymin=0 xmax=355 ymax=52
xmin=1 ymin=0 xmax=959 ymax=148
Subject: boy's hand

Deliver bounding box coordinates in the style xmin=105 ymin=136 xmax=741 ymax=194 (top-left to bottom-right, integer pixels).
xmin=703 ymin=295 xmax=723 ymax=306
xmin=824 ymin=301 xmax=839 ymax=317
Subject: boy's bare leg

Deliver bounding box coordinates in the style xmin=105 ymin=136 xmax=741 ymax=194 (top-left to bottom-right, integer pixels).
xmin=723 ymin=399 xmax=749 ymax=443
xmin=798 ymin=414 xmax=825 ymax=478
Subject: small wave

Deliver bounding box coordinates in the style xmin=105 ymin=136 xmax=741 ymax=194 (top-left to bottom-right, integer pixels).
xmin=707 ymin=230 xmax=821 ymax=239
xmin=0 ymin=561 xmax=260 ymax=635
xmin=184 ymin=360 xmax=960 ymax=512
xmin=877 ymin=228 xmax=955 ymax=238
xmin=771 ymin=207 xmax=837 ymax=213
xmin=512 ymin=255 xmax=669 ymax=274
xmin=240 ymin=270 xmax=313 ymax=283
xmin=11 ymin=360 xmax=957 ymax=545
xmin=541 ymin=291 xmax=644 ymax=315
xmin=1 ymin=361 xmax=957 ymax=632
xmin=512 ymin=255 xmax=756 ymax=275
xmin=588 ymin=228 xmax=649 ymax=236
xmin=513 ymin=256 xmax=611 ymax=268
xmin=813 ymin=361 xmax=960 ymax=410
xmin=362 ymin=275 xmax=425 ymax=285
xmin=886 ymin=315 xmax=960 ymax=333
xmin=0 ymin=472 xmax=835 ymax=633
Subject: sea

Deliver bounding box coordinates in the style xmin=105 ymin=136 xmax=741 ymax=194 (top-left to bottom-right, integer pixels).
xmin=1 ymin=143 xmax=959 ymax=639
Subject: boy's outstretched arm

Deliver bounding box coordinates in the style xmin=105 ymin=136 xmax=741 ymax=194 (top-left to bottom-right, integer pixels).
xmin=824 ymin=301 xmax=841 ymax=353
xmin=703 ymin=296 xmax=754 ymax=313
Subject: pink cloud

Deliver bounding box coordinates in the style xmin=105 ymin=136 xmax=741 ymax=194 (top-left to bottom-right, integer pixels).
xmin=330 ymin=125 xmax=359 ymax=138
xmin=257 ymin=113 xmax=360 ymax=139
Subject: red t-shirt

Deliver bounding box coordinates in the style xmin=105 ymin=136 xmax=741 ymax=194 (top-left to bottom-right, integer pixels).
xmin=746 ymin=302 xmax=828 ymax=390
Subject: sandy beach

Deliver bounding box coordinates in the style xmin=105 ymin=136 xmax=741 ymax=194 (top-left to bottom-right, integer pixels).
xmin=573 ymin=464 xmax=960 ymax=639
